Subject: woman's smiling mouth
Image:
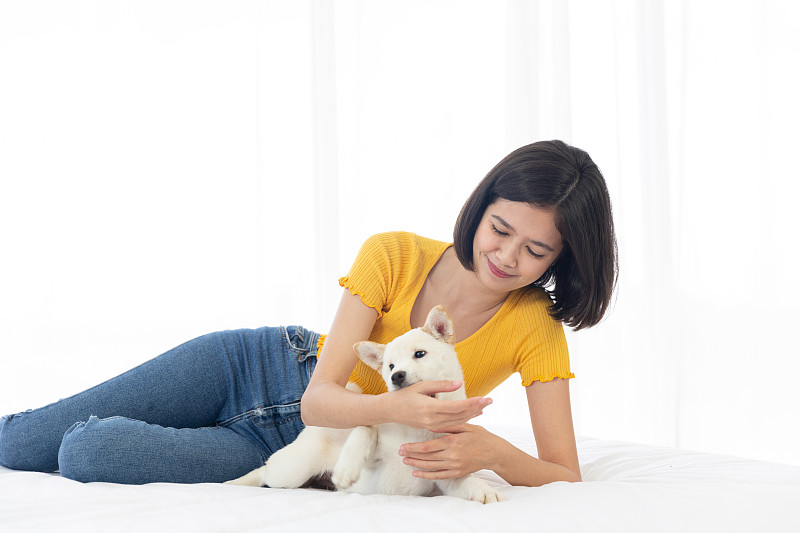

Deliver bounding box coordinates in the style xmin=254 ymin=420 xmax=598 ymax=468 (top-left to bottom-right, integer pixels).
xmin=487 ymin=257 xmax=513 ymax=279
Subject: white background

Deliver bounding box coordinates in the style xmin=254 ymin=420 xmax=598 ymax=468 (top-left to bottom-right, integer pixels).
xmin=1 ymin=0 xmax=798 ymax=465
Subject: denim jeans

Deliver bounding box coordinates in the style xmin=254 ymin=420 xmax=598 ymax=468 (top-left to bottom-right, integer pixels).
xmin=0 ymin=325 xmax=319 ymax=484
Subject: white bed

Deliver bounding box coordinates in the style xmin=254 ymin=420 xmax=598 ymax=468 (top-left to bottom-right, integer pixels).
xmin=2 ymin=424 xmax=798 ymax=533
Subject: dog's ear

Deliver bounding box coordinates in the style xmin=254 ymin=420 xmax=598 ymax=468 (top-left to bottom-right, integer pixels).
xmin=421 ymin=305 xmax=455 ymax=345
xmin=353 ymin=341 xmax=385 ymax=371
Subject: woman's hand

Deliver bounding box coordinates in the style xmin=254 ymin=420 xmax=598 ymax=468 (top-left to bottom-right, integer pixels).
xmin=398 ymin=423 xmax=502 ymax=480
xmin=382 ymin=381 xmax=492 ymax=432
xmin=394 ymin=379 xmax=583 ymax=486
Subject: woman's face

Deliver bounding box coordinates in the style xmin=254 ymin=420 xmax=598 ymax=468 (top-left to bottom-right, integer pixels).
xmin=472 ymin=199 xmax=564 ymax=293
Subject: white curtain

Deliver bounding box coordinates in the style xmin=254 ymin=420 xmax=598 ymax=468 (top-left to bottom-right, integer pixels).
xmin=1 ymin=0 xmax=797 ymax=465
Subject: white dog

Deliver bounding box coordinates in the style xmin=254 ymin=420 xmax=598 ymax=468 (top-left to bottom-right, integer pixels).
xmin=225 ymin=305 xmax=503 ymax=504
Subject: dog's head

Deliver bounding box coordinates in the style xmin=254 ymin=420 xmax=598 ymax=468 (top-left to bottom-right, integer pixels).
xmin=353 ymin=305 xmax=464 ymax=398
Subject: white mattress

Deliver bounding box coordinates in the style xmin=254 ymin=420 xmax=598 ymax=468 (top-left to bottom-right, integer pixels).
xmin=2 ymin=424 xmax=798 ymax=532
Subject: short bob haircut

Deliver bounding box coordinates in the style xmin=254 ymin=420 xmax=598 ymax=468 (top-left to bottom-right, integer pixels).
xmin=454 ymin=140 xmax=618 ymax=330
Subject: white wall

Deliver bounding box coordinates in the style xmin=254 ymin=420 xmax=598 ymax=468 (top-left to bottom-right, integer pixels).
xmin=1 ymin=0 xmax=798 ymax=466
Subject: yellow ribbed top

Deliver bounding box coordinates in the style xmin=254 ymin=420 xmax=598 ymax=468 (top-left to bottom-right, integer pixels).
xmin=318 ymin=231 xmax=573 ymax=398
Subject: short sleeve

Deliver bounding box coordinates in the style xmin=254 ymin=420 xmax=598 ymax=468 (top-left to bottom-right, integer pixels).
xmin=512 ymin=290 xmax=574 ymax=385
xmin=338 ymin=232 xmax=411 ymax=319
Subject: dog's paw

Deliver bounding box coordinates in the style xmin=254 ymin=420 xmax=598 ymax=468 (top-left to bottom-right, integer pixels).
xmin=224 ymin=466 xmax=268 ymax=487
xmin=331 ymin=456 xmax=363 ymax=490
xmin=331 ymin=425 xmax=375 ymax=491
xmin=469 ymin=484 xmax=504 ymax=504
xmin=442 ymin=476 xmax=505 ymax=504
xmin=262 ymin=458 xmax=310 ymax=489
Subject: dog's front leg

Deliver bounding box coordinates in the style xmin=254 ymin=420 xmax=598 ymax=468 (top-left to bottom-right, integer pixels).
xmin=331 ymin=425 xmax=378 ymax=490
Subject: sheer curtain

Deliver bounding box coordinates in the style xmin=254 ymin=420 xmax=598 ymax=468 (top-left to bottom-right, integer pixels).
xmin=1 ymin=0 xmax=797 ymax=465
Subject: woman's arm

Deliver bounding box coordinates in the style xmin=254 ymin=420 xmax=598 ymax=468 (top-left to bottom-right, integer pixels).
xmin=301 ymin=290 xmax=384 ymax=428
xmin=497 ymin=377 xmax=581 ymax=485
xmin=301 ymin=290 xmax=489 ymax=429
xmin=399 ymin=378 xmax=581 ymax=486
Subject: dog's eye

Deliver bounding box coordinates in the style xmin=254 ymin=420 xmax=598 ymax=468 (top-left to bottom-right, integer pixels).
xmin=414 ymin=350 xmax=426 ymax=358
xmin=389 ymin=363 xmax=394 ymax=370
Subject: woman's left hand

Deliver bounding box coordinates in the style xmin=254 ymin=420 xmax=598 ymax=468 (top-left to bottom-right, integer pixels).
xmin=398 ymin=424 xmax=503 ymax=480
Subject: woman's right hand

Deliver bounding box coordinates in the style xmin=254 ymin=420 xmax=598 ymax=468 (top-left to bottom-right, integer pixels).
xmin=381 ymin=380 xmax=492 ymax=432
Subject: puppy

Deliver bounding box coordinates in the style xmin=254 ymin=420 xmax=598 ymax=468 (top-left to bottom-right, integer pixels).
xmin=225 ymin=305 xmax=503 ymax=504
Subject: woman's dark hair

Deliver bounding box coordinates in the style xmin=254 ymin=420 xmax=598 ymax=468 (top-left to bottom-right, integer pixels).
xmin=454 ymin=140 xmax=618 ymax=330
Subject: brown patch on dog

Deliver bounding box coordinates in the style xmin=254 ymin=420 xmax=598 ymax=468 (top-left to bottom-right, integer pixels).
xmin=300 ymin=473 xmax=335 ymax=491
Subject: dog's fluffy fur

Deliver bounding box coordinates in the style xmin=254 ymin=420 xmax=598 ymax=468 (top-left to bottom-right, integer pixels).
xmin=225 ymin=305 xmax=503 ymax=503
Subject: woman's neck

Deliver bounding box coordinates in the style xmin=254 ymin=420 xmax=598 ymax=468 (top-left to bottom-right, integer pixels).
xmin=431 ymin=248 xmax=509 ymax=314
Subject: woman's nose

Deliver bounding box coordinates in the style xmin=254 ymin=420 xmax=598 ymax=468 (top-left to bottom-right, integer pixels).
xmin=496 ymin=244 xmax=517 ymax=267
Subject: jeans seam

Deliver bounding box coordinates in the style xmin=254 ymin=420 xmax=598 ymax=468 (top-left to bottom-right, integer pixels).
xmin=217 ymin=400 xmax=301 ymax=428
xmin=252 ymin=413 xmax=302 ymax=429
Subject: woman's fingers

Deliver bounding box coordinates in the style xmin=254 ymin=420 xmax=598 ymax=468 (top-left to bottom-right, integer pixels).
xmin=411 ymin=380 xmax=463 ymax=396
xmin=398 ymin=426 xmax=487 ymax=479
xmin=430 ymin=397 xmax=491 ymax=429
xmin=391 ymin=381 xmax=492 ymax=430
xmin=399 ymin=439 xmax=444 ymax=457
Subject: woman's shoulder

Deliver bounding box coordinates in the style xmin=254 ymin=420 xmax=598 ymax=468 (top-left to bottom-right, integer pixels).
xmin=506 ymin=286 xmax=561 ymax=327
xmin=501 ymin=287 xmax=569 ymax=364
xmin=360 ymin=231 xmax=449 ymax=258
xmin=513 ymin=284 xmax=554 ymax=306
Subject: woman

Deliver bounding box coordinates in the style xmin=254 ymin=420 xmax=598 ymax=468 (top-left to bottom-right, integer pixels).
xmin=0 ymin=140 xmax=617 ymax=486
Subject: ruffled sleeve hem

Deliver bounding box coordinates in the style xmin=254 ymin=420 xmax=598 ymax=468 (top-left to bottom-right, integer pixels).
xmin=520 ymin=372 xmax=576 ymax=387
xmin=315 ymin=334 xmax=326 ymax=357
xmin=339 ymin=276 xmax=386 ymax=319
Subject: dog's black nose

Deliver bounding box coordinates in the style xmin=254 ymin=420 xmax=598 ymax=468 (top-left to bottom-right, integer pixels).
xmin=391 ymin=371 xmax=406 ymax=387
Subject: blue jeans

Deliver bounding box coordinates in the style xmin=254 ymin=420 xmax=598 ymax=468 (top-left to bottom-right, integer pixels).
xmin=0 ymin=325 xmax=319 ymax=484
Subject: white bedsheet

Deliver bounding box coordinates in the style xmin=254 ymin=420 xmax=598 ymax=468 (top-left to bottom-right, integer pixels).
xmin=2 ymin=425 xmax=798 ymax=532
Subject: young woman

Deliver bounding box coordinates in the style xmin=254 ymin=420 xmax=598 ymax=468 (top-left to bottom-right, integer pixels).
xmin=0 ymin=140 xmax=617 ymax=486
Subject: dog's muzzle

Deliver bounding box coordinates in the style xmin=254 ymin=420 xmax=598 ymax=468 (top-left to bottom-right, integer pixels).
xmin=391 ymin=371 xmax=407 ymax=388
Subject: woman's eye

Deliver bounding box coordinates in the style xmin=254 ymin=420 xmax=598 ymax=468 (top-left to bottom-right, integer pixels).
xmin=414 ymin=350 xmax=427 ymax=358
xmin=527 ymin=247 xmax=544 ymax=259
xmin=491 ymin=224 xmax=508 ymax=236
